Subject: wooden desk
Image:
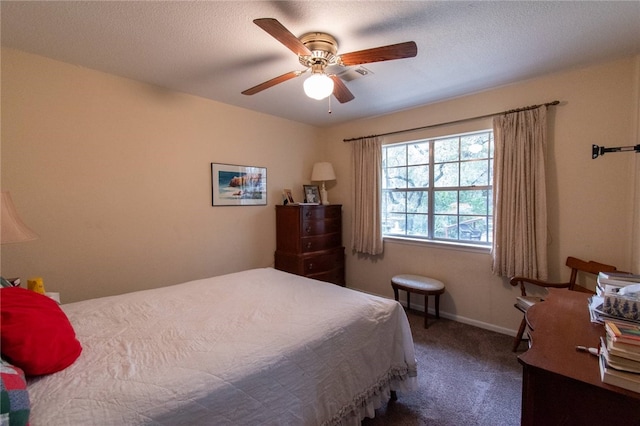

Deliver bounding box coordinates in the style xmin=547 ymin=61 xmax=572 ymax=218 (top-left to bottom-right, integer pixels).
xmin=518 ymin=289 xmax=640 ymax=425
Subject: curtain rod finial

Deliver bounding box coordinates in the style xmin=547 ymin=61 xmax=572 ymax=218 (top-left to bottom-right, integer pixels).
xmin=592 ymin=144 xmax=602 ymax=159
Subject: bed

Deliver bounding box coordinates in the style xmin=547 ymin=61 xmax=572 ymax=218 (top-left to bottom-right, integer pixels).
xmin=16 ymin=268 xmax=417 ymax=425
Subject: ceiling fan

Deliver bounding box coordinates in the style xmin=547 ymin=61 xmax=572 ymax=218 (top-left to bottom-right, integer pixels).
xmin=241 ymin=18 xmax=418 ymax=103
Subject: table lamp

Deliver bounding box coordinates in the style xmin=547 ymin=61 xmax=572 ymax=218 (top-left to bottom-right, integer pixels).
xmin=311 ymin=162 xmax=336 ymax=205
xmin=1 ymin=190 xmax=38 ymax=288
xmin=1 ymin=191 xmax=38 ymax=244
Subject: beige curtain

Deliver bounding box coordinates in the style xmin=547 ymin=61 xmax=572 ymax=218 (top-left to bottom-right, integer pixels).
xmin=492 ymin=106 xmax=548 ymax=279
xmin=351 ymin=136 xmax=383 ymax=255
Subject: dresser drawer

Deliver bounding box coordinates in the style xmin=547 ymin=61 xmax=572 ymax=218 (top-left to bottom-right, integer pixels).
xmin=301 ymin=205 xmax=341 ymax=220
xmin=301 ymin=218 xmax=341 ymax=236
xmin=309 ymin=267 xmax=346 ymax=286
xmin=301 ymin=233 xmax=341 ymax=252
xmin=303 ymin=249 xmax=344 ymax=275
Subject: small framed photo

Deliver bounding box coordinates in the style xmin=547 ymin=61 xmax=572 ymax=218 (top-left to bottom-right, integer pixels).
xmin=211 ymin=162 xmax=267 ymax=206
xmin=303 ymin=185 xmax=321 ymax=204
xmin=283 ymin=189 xmax=295 ymax=205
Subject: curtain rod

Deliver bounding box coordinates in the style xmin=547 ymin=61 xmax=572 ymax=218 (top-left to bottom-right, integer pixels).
xmin=592 ymin=144 xmax=640 ymax=159
xmin=342 ymin=100 xmax=560 ymax=142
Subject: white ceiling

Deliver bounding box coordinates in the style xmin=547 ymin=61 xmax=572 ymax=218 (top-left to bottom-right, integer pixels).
xmin=2 ymin=1 xmax=639 ymax=127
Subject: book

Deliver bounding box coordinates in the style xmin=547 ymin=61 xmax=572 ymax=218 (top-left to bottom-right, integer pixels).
xmin=600 ymin=337 xmax=640 ymax=373
xmin=598 ymin=272 xmax=640 ymax=289
xmin=587 ymin=297 xmax=640 ymax=325
xmin=605 ymin=332 xmax=640 ymax=362
xmin=599 ymin=272 xmax=640 ymax=283
xmin=599 ymin=351 xmax=640 ymax=392
xmin=602 ymin=290 xmax=640 ymax=322
xmin=515 ymin=295 xmax=543 ymax=311
xmin=606 ymin=321 xmax=640 ymax=345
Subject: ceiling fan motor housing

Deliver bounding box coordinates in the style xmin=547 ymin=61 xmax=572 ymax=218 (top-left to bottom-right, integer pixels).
xmin=299 ymin=32 xmax=338 ymax=69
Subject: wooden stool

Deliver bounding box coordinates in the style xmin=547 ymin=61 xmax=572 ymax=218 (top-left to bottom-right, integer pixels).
xmin=391 ymin=274 xmax=445 ymax=328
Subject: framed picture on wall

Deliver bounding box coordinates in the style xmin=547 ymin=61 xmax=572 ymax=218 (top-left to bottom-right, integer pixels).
xmin=303 ymin=185 xmax=321 ymax=204
xmin=211 ymin=163 xmax=267 ymax=206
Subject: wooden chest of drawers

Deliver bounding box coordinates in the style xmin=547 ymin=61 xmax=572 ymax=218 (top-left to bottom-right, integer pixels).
xmin=275 ymin=204 xmax=345 ymax=286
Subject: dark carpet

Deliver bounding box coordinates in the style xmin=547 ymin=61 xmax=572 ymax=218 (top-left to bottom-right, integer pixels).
xmin=363 ymin=310 xmax=522 ymax=425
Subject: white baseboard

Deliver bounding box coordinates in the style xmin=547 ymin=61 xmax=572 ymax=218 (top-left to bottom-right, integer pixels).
xmin=400 ymin=300 xmax=517 ymax=337
xmin=352 ymin=287 xmax=518 ymax=337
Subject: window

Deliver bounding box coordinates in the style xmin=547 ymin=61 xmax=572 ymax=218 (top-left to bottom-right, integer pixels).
xmin=382 ymin=130 xmax=493 ymax=245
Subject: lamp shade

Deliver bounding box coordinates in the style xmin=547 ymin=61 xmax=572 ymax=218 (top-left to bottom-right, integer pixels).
xmin=303 ymin=74 xmax=334 ymax=100
xmin=1 ymin=191 xmax=38 ymax=244
xmin=311 ymin=162 xmax=336 ymax=182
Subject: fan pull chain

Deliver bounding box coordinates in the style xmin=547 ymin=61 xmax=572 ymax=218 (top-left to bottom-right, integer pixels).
xmin=328 ymin=95 xmax=332 ymax=114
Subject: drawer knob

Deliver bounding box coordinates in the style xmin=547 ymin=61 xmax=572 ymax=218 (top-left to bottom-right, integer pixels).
xmin=305 ymin=211 xmax=312 ymax=218
xmin=308 ymin=263 xmax=313 ymax=270
xmin=305 ymin=226 xmax=311 ymax=233
xmin=306 ymin=242 xmax=313 ymax=249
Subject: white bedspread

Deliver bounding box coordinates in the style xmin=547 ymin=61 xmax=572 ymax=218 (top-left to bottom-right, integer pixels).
xmin=27 ymin=268 xmax=417 ymax=425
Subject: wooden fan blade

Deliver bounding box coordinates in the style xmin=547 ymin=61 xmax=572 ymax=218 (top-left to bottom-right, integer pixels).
xmin=253 ymin=18 xmax=312 ymax=57
xmin=339 ymin=41 xmax=417 ymax=66
xmin=330 ymin=75 xmax=355 ymax=103
xmin=242 ymin=71 xmax=301 ymax=95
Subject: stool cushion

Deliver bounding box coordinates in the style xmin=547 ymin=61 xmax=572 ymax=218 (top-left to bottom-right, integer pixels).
xmin=391 ymin=274 xmax=445 ymax=292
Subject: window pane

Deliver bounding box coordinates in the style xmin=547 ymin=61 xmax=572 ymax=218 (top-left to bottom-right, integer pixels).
xmin=459 ymin=216 xmax=485 ymax=241
xmin=434 ymin=190 xmax=458 ymax=214
xmin=434 ymin=162 xmax=459 ymax=187
xmin=406 ymin=214 xmax=428 ymax=237
xmin=383 ymin=166 xmax=407 ymax=189
xmin=407 ymin=191 xmax=428 ymax=213
xmin=384 ymin=191 xmax=406 ymax=213
xmin=459 ymin=190 xmax=489 ymax=215
xmin=460 ymin=160 xmax=489 ymax=186
xmin=434 ymin=214 xmax=458 ymax=239
xmin=407 ymin=165 xmax=429 ymax=188
xmin=407 ymin=142 xmax=429 ymax=165
xmin=434 ymin=137 xmax=459 ymax=163
xmin=385 ymin=145 xmax=406 ymax=167
xmin=384 ymin=213 xmax=406 ymax=235
xmin=461 ymin=133 xmax=490 ymax=160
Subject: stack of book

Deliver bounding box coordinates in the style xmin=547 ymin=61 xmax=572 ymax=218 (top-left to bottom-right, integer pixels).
xmin=588 ymin=272 xmax=640 ymax=324
xmin=597 ymin=271 xmax=640 ymax=295
xmin=599 ymin=321 xmax=640 ymax=392
xmin=587 ymin=271 xmax=640 ymax=392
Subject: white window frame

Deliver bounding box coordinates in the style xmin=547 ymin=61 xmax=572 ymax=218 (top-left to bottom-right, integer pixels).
xmin=381 ymin=129 xmax=494 ymax=248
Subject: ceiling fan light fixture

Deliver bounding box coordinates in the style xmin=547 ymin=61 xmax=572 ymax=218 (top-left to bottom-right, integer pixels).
xmin=245 ymin=19 xmax=417 ymax=104
xmin=303 ymin=73 xmax=334 ymax=100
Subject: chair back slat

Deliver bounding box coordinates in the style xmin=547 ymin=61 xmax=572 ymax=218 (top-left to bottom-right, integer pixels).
xmin=565 ymin=256 xmax=617 ymax=291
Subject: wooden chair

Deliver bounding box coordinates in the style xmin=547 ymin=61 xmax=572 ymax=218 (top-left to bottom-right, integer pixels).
xmin=510 ymin=256 xmax=617 ymax=352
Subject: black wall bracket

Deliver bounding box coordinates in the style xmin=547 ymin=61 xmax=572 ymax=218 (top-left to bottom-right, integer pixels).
xmin=592 ymin=144 xmax=640 ymax=159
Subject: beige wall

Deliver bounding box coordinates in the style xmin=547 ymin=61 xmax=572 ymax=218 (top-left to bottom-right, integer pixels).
xmin=633 ymin=57 xmax=640 ymax=274
xmin=2 ymin=48 xmax=639 ymax=336
xmin=1 ymin=48 xmax=321 ymax=302
xmin=321 ymin=56 xmax=640 ymax=335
